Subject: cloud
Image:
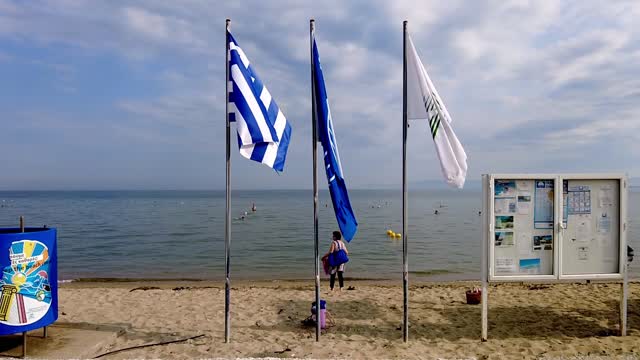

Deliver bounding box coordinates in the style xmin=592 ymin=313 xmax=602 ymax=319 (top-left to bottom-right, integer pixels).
xmin=0 ymin=0 xmax=638 ymax=189
xmin=123 ymin=7 xmax=172 ymax=41
xmin=121 ymin=6 xmax=206 ymax=52
xmin=548 ymin=30 xmax=631 ymax=88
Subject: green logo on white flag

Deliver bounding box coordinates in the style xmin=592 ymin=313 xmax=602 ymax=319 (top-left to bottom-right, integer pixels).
xmin=422 ymin=94 xmax=442 ymax=139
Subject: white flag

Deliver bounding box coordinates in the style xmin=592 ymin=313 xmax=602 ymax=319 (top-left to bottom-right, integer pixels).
xmin=406 ymin=34 xmax=468 ymax=189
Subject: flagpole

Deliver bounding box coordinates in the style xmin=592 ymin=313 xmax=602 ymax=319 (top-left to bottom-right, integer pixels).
xmin=402 ymin=19 xmax=409 ymax=343
xmin=310 ymin=18 xmax=321 ymax=342
xmin=224 ymin=18 xmax=232 ymax=344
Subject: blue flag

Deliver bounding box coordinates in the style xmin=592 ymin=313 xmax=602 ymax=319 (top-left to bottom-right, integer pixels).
xmin=312 ymin=38 xmax=358 ymax=242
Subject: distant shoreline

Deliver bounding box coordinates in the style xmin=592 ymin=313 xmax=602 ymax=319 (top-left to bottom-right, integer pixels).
xmin=1 ymin=182 xmax=638 ymax=192
xmin=0 ymin=187 xmax=484 ymax=192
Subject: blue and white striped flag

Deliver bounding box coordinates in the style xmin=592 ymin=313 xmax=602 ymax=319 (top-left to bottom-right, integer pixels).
xmin=313 ymin=37 xmax=358 ymax=241
xmin=227 ymin=31 xmax=292 ymax=171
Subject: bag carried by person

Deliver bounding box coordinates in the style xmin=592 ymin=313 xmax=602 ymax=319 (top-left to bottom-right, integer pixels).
xmin=328 ymin=240 xmax=349 ymax=267
xmin=322 ymin=255 xmax=331 ymax=275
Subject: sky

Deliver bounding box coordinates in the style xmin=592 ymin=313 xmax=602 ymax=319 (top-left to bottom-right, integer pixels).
xmin=0 ymin=0 xmax=639 ymax=190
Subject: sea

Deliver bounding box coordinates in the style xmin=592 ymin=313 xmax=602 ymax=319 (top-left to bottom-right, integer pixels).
xmin=0 ymin=190 xmax=637 ymax=282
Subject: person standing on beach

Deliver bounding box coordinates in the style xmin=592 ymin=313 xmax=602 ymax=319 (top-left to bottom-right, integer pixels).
xmin=323 ymin=231 xmax=348 ymax=292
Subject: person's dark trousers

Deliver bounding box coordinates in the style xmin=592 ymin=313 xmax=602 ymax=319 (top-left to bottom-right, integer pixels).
xmin=330 ymin=271 xmax=344 ymax=289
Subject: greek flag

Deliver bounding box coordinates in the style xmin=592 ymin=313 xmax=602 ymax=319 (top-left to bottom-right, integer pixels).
xmin=313 ymin=38 xmax=358 ymax=241
xmin=227 ymin=31 xmax=292 ymax=171
xmin=406 ymin=33 xmax=467 ymax=188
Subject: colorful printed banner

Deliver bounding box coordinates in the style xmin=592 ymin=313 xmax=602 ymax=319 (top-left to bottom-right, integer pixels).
xmin=0 ymin=228 xmax=57 ymax=335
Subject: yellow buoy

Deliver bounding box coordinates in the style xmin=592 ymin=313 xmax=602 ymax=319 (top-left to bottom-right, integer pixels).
xmin=386 ymin=230 xmax=393 ymax=236
xmin=395 ymin=233 xmax=402 ymax=238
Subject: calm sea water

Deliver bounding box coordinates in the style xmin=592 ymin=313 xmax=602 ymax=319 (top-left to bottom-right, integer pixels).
xmin=0 ymin=190 xmax=637 ymax=281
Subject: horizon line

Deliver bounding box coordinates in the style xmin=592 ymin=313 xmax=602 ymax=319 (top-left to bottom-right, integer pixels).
xmin=0 ymin=187 xmax=482 ymax=192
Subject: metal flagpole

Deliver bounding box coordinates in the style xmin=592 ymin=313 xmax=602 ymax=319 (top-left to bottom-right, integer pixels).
xmin=402 ymin=20 xmax=409 ymax=343
xmin=224 ymin=18 xmax=232 ymax=344
xmin=310 ymin=18 xmax=321 ymax=342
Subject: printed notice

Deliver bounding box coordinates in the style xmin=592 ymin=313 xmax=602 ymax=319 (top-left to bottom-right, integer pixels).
xmin=495 ymin=216 xmax=514 ymax=230
xmin=568 ymin=185 xmax=591 ymax=215
xmin=518 ymin=233 xmax=532 ymax=256
xmin=496 ymin=258 xmax=517 ymax=274
xmin=495 ymin=231 xmax=514 ymax=247
xmin=495 ymin=197 xmax=516 ymax=214
xmin=519 ymin=258 xmax=541 ymax=274
xmin=533 ymin=234 xmax=553 ymax=251
xmin=599 ymin=186 xmax=613 ymax=207
xmin=516 ymin=180 xmax=531 ymax=191
xmin=576 ymin=216 xmax=592 ymax=242
xmin=517 ymin=194 xmax=531 ymax=215
xmin=598 ymin=213 xmax=611 ymax=234
xmin=577 ymin=246 xmax=589 ymax=261
xmin=495 ymin=180 xmax=517 ymax=197
xmin=534 ymin=180 xmax=554 ymax=229
xmin=0 ymin=240 xmax=52 ymax=326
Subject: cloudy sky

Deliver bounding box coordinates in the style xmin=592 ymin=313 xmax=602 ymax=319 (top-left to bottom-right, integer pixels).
xmin=1 ymin=0 xmax=638 ymax=190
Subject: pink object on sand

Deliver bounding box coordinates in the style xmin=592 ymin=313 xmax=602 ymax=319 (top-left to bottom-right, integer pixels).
xmin=312 ymin=309 xmax=326 ymax=328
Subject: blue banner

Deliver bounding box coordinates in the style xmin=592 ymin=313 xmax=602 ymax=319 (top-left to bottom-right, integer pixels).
xmin=313 ymin=38 xmax=358 ymax=241
xmin=0 ymin=228 xmax=57 ymax=335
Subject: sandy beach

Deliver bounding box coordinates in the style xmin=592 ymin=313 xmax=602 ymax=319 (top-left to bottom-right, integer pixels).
xmin=10 ymin=279 xmax=631 ymax=359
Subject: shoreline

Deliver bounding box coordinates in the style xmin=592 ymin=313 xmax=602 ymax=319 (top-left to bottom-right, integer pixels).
xmin=59 ymin=277 xmax=640 ymax=289
xmin=55 ymin=269 xmax=482 ymax=283
xmin=60 ymin=277 xmax=462 ymax=289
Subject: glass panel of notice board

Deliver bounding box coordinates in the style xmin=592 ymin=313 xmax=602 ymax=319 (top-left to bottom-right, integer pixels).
xmin=560 ymin=178 xmax=621 ymax=276
xmin=491 ymin=178 xmax=556 ymax=278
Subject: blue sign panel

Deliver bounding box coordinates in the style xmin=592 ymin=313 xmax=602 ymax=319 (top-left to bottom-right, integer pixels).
xmin=0 ymin=228 xmax=57 ymax=335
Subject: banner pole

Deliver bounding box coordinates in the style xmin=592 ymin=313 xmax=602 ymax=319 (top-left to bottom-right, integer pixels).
xmin=20 ymin=216 xmax=26 ymax=357
xmin=224 ymin=18 xmax=232 ymax=344
xmin=402 ymin=20 xmax=409 ymax=343
xmin=310 ymin=18 xmax=321 ymax=342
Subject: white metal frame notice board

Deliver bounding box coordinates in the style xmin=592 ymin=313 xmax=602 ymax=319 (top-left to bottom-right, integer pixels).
xmin=481 ymin=173 xmax=628 ymax=341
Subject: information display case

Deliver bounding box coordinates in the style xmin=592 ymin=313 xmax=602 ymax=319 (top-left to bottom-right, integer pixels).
xmin=480 ymin=174 xmax=628 ymax=340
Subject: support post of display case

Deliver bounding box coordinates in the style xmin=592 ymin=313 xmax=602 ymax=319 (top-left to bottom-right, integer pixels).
xmin=620 ymin=177 xmax=628 ymax=336
xmin=620 ymin=262 xmax=628 ymax=336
